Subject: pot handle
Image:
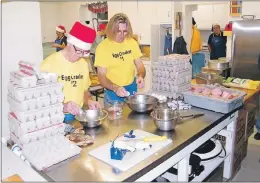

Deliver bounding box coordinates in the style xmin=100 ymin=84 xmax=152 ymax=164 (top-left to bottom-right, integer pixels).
xmin=180 ymin=113 xmax=204 ymax=120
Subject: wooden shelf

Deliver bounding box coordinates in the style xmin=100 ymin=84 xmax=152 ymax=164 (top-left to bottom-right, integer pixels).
xmin=230 ymin=5 xmax=242 ymax=8
xmin=230 ymin=13 xmax=242 ymax=17
xmin=230 ymin=1 xmax=242 ymax=16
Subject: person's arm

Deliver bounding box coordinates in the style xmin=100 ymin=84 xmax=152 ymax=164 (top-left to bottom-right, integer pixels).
xmin=134 ymin=58 xmax=146 ymax=79
xmin=97 ymin=67 xmax=119 ymax=92
xmin=83 ymin=90 xmax=94 ymax=106
xmin=208 ymin=34 xmax=212 ymax=52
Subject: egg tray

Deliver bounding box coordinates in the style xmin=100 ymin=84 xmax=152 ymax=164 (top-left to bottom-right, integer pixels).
xmin=182 ymin=84 xmax=246 ymax=113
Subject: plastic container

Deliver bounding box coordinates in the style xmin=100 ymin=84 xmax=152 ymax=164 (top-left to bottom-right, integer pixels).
xmin=183 ymin=85 xmax=246 ymax=113
xmin=105 ymin=101 xmax=124 ymax=120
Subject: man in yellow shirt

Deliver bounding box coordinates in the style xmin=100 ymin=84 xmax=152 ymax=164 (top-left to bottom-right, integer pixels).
xmin=94 ymin=13 xmax=146 ymax=106
xmin=41 ymin=21 xmax=100 ymax=123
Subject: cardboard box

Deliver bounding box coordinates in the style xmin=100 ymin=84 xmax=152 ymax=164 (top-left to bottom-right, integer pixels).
xmin=2 ymin=174 xmax=23 ymax=182
xmin=230 ymin=144 xmax=243 ymax=179
xmin=244 ymin=103 xmax=257 ymax=138
xmin=241 ymin=138 xmax=249 ymax=160
xmin=227 ymin=109 xmax=247 ymax=132
xmin=214 ymin=123 xmax=245 ymax=149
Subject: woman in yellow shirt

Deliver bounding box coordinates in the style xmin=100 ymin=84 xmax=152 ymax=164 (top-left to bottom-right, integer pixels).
xmin=94 ymin=13 xmax=146 ymax=106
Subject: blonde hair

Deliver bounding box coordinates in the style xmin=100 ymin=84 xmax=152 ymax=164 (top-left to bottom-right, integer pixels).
xmin=105 ymin=13 xmax=133 ymax=40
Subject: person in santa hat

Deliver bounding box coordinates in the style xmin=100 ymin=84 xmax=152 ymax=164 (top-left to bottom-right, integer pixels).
xmin=53 ymin=25 xmax=67 ymax=52
xmin=40 ymin=21 xmax=100 ymax=123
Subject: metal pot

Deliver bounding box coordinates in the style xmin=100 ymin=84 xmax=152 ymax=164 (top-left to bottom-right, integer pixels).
xmin=150 ymin=108 xmax=179 ymax=131
xmin=195 ymin=72 xmax=223 ymax=85
xmin=208 ymin=59 xmax=230 ymax=70
xmin=75 ymin=109 xmax=108 ymax=128
xmin=150 ymin=109 xmax=204 ymax=131
xmin=125 ymin=94 xmax=158 ymax=113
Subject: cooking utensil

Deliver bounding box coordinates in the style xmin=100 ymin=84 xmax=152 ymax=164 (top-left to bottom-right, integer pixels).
xmin=150 ymin=108 xmax=204 ymax=131
xmin=125 ymin=94 xmax=158 ymax=113
xmin=208 ymin=59 xmax=230 ymax=70
xmin=75 ymin=109 xmax=108 ymax=128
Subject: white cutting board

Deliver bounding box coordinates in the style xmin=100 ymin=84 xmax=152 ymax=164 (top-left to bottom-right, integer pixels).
xmin=88 ymin=129 xmax=172 ymax=172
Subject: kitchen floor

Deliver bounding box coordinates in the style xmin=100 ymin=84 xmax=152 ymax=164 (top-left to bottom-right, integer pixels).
xmin=232 ymin=128 xmax=260 ymax=182
xmin=42 ymin=42 xmax=56 ymax=59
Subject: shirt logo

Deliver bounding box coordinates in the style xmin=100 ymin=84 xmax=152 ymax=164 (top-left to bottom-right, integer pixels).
xmin=60 ymin=74 xmax=83 ymax=87
xmin=112 ymin=50 xmax=132 ymax=61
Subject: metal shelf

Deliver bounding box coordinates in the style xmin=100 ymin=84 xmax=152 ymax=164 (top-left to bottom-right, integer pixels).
xmin=159 ymin=145 xmax=229 ymax=182
xmin=192 ymin=152 xmax=230 ymax=182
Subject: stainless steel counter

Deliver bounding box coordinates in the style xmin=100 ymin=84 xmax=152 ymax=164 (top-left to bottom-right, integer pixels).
xmin=41 ymin=107 xmax=239 ymax=182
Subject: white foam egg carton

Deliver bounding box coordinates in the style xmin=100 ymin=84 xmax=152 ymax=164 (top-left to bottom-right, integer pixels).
xmin=7 ymin=94 xmax=36 ymax=111
xmin=50 ymin=94 xmax=64 ymax=105
xmin=21 ymin=134 xmax=81 ymax=171
xmin=10 ymin=123 xmax=66 ymax=147
xmin=10 ymin=103 xmax=63 ymax=123
xmin=10 ymin=71 xmax=37 ymax=88
xmin=8 ymin=82 xmax=63 ymax=101
xmin=18 ymin=61 xmax=58 ymax=84
xmin=8 ymin=93 xmax=64 ymax=112
xmin=40 ymin=72 xmax=58 ymax=83
xmin=9 ymin=112 xmax=64 ymax=135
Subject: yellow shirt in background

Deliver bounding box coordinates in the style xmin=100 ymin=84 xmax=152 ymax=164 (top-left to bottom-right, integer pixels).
xmin=191 ymin=25 xmax=202 ymax=53
xmin=94 ymin=38 xmax=143 ymax=86
xmin=40 ymin=52 xmax=91 ymax=107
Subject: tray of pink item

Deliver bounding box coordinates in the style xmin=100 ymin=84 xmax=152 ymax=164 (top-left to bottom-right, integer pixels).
xmin=182 ymin=84 xmax=246 ymax=113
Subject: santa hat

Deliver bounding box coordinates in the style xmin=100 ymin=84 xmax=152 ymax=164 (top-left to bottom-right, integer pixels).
xmin=56 ymin=25 xmax=66 ymax=33
xmin=67 ymin=21 xmax=96 ymax=51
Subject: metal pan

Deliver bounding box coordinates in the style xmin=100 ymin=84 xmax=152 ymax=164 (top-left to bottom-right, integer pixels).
xmin=208 ymin=59 xmax=230 ymax=70
xmin=75 ymin=109 xmax=108 ymax=128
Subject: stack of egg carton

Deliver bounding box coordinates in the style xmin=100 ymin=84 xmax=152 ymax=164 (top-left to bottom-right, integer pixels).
xmin=151 ymin=54 xmax=192 ymax=99
xmin=7 ymin=61 xmax=81 ymax=170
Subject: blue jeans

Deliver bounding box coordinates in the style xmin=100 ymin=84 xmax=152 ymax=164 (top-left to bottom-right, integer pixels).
xmin=256 ymin=114 xmax=260 ymax=133
xmin=104 ymin=78 xmax=137 ymax=107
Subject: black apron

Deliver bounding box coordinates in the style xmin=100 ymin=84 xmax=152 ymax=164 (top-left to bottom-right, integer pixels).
xmin=210 ymin=34 xmax=226 ymax=60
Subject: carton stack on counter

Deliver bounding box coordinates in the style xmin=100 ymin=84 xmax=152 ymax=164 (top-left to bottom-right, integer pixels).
xmin=7 ymin=61 xmax=81 ymax=170
xmin=151 ymin=54 xmax=192 ymax=99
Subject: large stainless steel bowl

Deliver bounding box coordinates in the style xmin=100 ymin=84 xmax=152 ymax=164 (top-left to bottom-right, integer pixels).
xmin=75 ymin=109 xmax=108 ymax=128
xmin=125 ymin=94 xmax=158 ymax=113
xmin=150 ymin=108 xmax=179 ymax=131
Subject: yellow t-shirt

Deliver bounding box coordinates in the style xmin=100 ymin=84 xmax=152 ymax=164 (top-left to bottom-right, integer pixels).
xmin=40 ymin=52 xmax=91 ymax=108
xmin=94 ymin=38 xmax=143 ymax=86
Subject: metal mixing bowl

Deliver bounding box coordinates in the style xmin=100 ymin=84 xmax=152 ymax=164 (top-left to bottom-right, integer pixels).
xmin=150 ymin=108 xmax=179 ymax=131
xmin=125 ymin=94 xmax=158 ymax=113
xmin=75 ymin=109 xmax=108 ymax=128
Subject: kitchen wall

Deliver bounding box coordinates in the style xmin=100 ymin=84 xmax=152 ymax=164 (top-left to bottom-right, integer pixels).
xmin=40 ymin=2 xmax=60 ymax=43
xmin=2 ymin=2 xmax=43 ymax=137
xmin=40 ymin=2 xmax=86 ymax=43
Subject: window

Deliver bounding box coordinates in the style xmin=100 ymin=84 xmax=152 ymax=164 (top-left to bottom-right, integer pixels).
xmin=230 ymin=1 xmax=242 ymax=17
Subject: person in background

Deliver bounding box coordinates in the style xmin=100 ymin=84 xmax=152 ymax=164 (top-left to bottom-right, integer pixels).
xmin=254 ymin=116 xmax=260 ymax=140
xmin=208 ymin=23 xmax=227 ymax=60
xmin=94 ymin=13 xmax=146 ymax=106
xmin=41 ymin=22 xmax=100 ymax=123
xmin=190 ymin=17 xmax=204 ymax=78
xmin=190 ymin=17 xmax=202 ymax=54
xmin=53 ymin=25 xmax=67 ymax=52
xmin=90 ymin=23 xmax=107 ymax=65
